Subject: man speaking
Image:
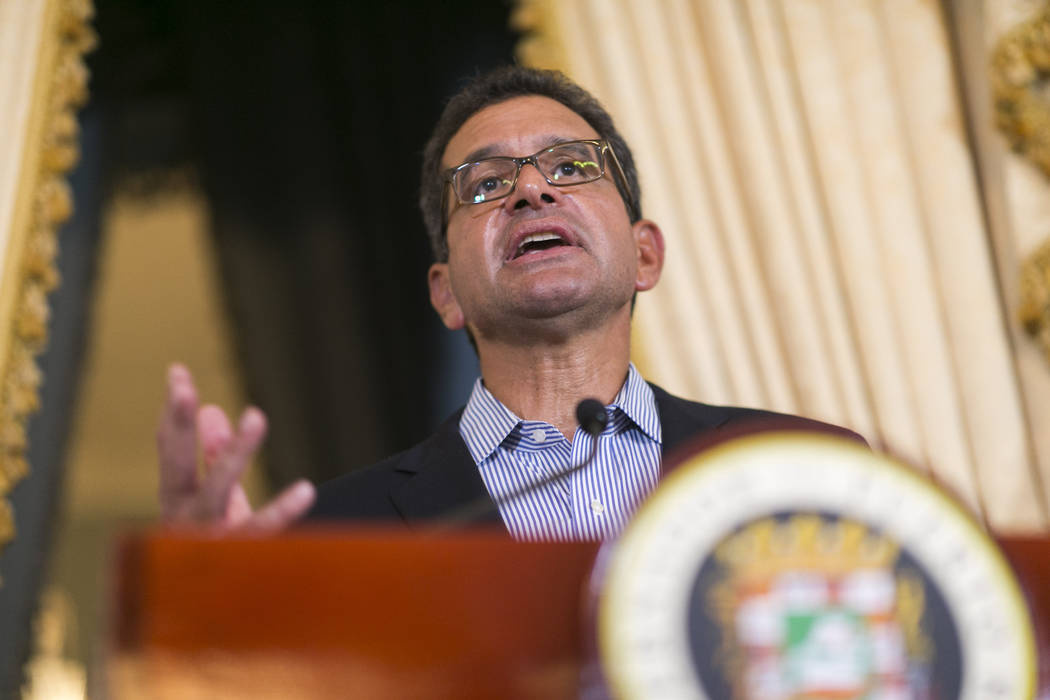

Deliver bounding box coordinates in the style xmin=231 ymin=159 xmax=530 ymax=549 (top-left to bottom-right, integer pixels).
xmin=156 ymin=66 xmax=857 ymax=539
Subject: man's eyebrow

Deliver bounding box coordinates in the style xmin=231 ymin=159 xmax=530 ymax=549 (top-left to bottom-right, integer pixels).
xmin=456 ymin=135 xmax=577 ymax=166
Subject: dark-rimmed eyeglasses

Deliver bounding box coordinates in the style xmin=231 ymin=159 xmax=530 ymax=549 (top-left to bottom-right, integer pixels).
xmin=441 ymin=139 xmax=638 ymax=226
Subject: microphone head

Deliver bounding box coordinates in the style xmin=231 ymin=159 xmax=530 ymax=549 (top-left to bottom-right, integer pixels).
xmin=576 ymin=398 xmax=608 ymax=437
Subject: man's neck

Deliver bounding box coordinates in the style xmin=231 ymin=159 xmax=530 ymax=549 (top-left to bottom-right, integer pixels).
xmin=475 ymin=319 xmax=632 ymax=440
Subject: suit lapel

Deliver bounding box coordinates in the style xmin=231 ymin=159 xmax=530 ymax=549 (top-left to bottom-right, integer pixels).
xmin=389 ymin=412 xmax=502 ymax=524
xmin=651 ymin=382 xmax=732 ymax=462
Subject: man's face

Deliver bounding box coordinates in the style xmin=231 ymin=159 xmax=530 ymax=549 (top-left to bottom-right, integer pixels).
xmin=428 ymin=96 xmax=662 ymax=343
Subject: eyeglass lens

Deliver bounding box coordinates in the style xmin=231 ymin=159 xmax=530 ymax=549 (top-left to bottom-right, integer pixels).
xmin=455 ymin=141 xmax=604 ymax=204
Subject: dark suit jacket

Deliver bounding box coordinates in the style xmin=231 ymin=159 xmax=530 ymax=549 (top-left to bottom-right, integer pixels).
xmin=308 ymin=384 xmax=863 ymax=528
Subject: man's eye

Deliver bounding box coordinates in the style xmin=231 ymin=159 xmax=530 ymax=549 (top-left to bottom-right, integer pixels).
xmin=469 ymin=175 xmax=509 ymax=202
xmin=552 ymin=159 xmax=597 ymax=181
xmin=555 ymin=162 xmax=578 ymax=178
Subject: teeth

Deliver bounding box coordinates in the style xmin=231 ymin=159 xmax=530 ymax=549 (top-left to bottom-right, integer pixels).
xmin=517 ymin=232 xmax=563 ymax=254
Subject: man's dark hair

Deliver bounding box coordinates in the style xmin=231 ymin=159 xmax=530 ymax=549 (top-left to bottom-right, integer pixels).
xmin=419 ymin=65 xmax=643 ymax=262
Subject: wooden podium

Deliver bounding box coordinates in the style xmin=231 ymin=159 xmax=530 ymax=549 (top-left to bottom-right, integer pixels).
xmin=110 ymin=529 xmax=1049 ymax=699
xmin=110 ymin=529 xmax=600 ymax=699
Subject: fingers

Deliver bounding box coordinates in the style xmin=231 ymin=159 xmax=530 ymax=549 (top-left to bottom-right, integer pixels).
xmin=197 ymin=404 xmax=250 ymax=524
xmin=224 ymin=483 xmax=254 ymax=525
xmin=157 ymin=367 xmax=306 ymax=534
xmin=240 ymin=480 xmax=316 ymax=533
xmin=198 ymin=407 xmax=268 ymax=521
xmin=198 ymin=404 xmax=233 ymax=465
xmin=157 ymin=364 xmax=201 ymax=517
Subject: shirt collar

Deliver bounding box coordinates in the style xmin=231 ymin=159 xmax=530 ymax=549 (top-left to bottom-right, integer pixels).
xmin=459 ymin=377 xmax=521 ymax=465
xmin=610 ymin=363 xmax=662 ymax=444
xmin=458 ymin=362 xmax=662 ymax=464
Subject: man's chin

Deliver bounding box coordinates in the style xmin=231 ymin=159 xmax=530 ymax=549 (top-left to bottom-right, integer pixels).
xmin=470 ymin=299 xmax=633 ymax=349
xmin=464 ymin=281 xmax=634 ymax=332
xmin=517 ymin=289 xmax=591 ymax=319
xmin=515 ymin=295 xmax=633 ymax=333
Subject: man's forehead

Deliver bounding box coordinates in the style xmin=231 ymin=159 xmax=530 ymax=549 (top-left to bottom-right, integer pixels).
xmin=442 ymin=95 xmax=599 ymax=168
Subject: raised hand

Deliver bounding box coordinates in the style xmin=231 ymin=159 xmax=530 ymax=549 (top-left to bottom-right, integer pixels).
xmin=156 ymin=364 xmax=315 ymax=532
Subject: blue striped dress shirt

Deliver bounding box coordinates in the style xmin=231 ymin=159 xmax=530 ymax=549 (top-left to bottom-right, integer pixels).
xmin=458 ymin=364 xmax=662 ymax=541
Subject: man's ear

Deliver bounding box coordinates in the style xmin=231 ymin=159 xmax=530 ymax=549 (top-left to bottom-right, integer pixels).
xmin=633 ymin=219 xmax=665 ymax=292
xmin=428 ymin=263 xmax=466 ymax=330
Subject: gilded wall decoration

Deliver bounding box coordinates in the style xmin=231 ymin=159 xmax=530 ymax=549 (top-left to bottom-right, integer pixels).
xmin=1020 ymin=239 xmax=1050 ymax=364
xmin=992 ymin=4 xmax=1050 ymax=364
xmin=992 ymin=4 xmax=1050 ymax=179
xmin=0 ymin=0 xmax=95 ymax=564
xmin=510 ymin=0 xmax=566 ymax=72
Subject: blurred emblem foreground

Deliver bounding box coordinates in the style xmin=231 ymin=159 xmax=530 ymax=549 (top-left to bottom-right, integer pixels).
xmin=597 ymin=432 xmax=1035 ymax=700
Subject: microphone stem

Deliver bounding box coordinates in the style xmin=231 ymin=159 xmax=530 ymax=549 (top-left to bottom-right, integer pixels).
xmin=437 ymin=432 xmax=602 ymax=528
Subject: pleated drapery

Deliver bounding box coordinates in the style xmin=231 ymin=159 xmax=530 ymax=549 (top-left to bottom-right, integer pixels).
xmin=516 ymin=0 xmax=1050 ymax=533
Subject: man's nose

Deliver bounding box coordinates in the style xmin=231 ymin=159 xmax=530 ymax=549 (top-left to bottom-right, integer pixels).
xmin=505 ymin=161 xmax=558 ymax=212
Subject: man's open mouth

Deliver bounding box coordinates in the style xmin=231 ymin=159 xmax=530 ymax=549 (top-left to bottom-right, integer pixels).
xmin=512 ymin=232 xmax=571 ymax=260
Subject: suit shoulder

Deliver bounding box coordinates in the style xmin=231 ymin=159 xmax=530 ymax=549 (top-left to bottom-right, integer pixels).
xmin=308 ymin=409 xmax=465 ymax=521
xmin=648 ymin=382 xmax=867 ymax=447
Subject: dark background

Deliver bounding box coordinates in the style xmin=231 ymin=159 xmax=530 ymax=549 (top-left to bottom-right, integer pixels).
xmin=91 ymin=0 xmax=519 ymax=484
xmin=0 ymin=1 xmax=518 ymax=694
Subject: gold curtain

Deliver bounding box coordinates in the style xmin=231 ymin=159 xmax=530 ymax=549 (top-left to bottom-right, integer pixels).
xmin=0 ymin=0 xmax=93 ymax=557
xmin=515 ymin=0 xmax=1050 ymax=534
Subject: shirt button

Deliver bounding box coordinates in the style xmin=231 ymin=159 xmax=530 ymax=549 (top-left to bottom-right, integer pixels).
xmin=531 ymin=429 xmax=547 ymax=443
xmin=590 ymin=499 xmax=605 ymax=515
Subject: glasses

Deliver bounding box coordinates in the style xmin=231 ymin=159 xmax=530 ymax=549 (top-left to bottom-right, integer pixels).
xmin=442 ymin=139 xmax=637 ymax=223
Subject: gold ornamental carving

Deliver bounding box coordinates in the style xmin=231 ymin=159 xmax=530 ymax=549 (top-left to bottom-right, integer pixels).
xmin=0 ymin=0 xmax=95 ymax=563
xmin=992 ymin=5 xmax=1050 ymax=364
xmin=511 ymin=0 xmax=568 ymax=72
xmin=1020 ymin=239 xmax=1050 ymax=364
xmin=992 ymin=4 xmax=1050 ymax=178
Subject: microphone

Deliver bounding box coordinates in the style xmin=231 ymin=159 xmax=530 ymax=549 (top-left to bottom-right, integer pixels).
xmin=437 ymin=398 xmax=609 ymax=527
xmin=576 ymin=398 xmax=609 ymax=439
